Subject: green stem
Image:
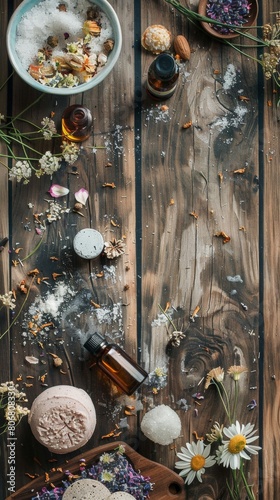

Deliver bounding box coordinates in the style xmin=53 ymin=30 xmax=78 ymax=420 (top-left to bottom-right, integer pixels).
xmin=158 ymin=303 xmax=177 ymax=331
xmin=220 ymin=381 xmax=233 ymax=423
xmin=213 ymin=380 xmax=231 ymax=422
xmin=21 ymin=236 xmax=44 ymax=262
xmin=233 ymin=380 xmax=239 ymax=422
xmin=0 ymin=71 xmax=14 ymax=92
xmin=240 ymin=468 xmax=255 ymax=500
xmin=4 ymin=94 xmax=44 ymax=127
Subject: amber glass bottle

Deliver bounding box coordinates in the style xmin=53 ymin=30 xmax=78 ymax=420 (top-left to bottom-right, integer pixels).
xmin=147 ymin=52 xmax=179 ymax=100
xmin=84 ymin=332 xmax=148 ymax=395
xmin=61 ymin=104 xmax=93 ymax=142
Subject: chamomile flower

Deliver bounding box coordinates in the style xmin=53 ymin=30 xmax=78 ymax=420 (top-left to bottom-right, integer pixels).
xmin=175 ymin=441 xmax=216 ymax=485
xmin=205 ymin=366 xmax=225 ymax=389
xmin=220 ymin=421 xmax=261 ymax=470
xmin=227 ymin=365 xmax=248 ymax=381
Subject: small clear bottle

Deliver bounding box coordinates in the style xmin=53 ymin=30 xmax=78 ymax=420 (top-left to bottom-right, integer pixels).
xmin=61 ymin=104 xmax=93 ymax=142
xmin=147 ymin=52 xmax=179 ymax=100
xmin=84 ymin=332 xmax=148 ymax=395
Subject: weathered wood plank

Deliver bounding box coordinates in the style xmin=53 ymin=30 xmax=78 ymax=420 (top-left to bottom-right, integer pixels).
xmin=139 ymin=0 xmax=260 ymax=497
xmin=262 ymin=0 xmax=280 ymax=498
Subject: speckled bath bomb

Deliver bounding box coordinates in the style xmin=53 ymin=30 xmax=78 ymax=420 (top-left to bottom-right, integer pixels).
xmin=28 ymin=385 xmax=96 ymax=454
xmin=140 ymin=404 xmax=181 ymax=445
xmin=63 ymin=479 xmax=111 ymax=499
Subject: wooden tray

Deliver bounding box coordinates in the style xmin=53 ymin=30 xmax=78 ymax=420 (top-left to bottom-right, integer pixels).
xmin=7 ymin=441 xmax=186 ymax=500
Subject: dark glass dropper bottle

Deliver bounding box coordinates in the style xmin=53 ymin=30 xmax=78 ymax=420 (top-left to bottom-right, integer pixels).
xmin=147 ymin=52 xmax=179 ymax=100
xmin=61 ymin=104 xmax=92 ymax=142
xmin=84 ymin=332 xmax=148 ymax=395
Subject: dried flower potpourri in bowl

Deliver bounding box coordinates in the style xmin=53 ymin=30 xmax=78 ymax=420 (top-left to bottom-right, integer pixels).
xmin=198 ymin=0 xmax=258 ymax=40
xmin=6 ymin=0 xmax=122 ymax=95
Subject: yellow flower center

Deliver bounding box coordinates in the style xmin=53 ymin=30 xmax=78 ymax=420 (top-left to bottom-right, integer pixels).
xmin=191 ymin=454 xmax=206 ymax=471
xmin=228 ymin=434 xmax=246 ymax=454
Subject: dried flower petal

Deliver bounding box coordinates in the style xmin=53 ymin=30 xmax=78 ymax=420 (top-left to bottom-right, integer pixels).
xmin=75 ymin=188 xmax=89 ymax=205
xmin=25 ymin=356 xmax=39 ymax=365
xmin=48 ymin=184 xmax=69 ymax=198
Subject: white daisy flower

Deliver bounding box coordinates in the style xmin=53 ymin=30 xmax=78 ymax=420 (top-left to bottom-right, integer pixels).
xmin=175 ymin=441 xmax=216 ymax=485
xmin=220 ymin=420 xmax=261 ymax=470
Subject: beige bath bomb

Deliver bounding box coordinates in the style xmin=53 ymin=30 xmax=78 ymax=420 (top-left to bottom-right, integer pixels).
xmin=63 ymin=479 xmax=110 ymax=499
xmin=141 ymin=25 xmax=171 ymax=54
xmin=140 ymin=404 xmax=181 ymax=445
xmin=28 ymin=385 xmax=96 ymax=454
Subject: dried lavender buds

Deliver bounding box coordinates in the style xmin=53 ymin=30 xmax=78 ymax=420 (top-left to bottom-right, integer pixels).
xmin=206 ymin=0 xmax=251 ymax=34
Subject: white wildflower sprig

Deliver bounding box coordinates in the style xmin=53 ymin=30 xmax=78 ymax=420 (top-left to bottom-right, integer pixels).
xmin=0 ymin=291 xmax=16 ymax=310
xmin=0 ymin=381 xmax=29 ymax=435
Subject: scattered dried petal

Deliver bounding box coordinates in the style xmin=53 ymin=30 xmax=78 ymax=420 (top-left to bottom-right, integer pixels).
xmin=25 ymin=356 xmax=39 ymax=365
xmin=190 ymin=305 xmax=200 ymax=322
xmin=52 ymin=272 xmax=63 ymax=280
xmin=182 ymin=121 xmax=192 ymax=129
xmin=48 ymin=184 xmax=69 ymax=198
xmin=215 ymin=231 xmax=231 ymax=244
xmin=102 ymin=182 xmax=116 ymax=188
xmin=75 ymin=188 xmax=89 ymax=205
xmin=91 ymin=300 xmax=101 ymax=308
xmin=190 ymin=210 xmax=199 ymax=219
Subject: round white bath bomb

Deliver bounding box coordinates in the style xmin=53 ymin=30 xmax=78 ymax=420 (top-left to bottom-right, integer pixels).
xmin=28 ymin=385 xmax=96 ymax=454
xmin=109 ymin=493 xmax=136 ymax=499
xmin=63 ymin=479 xmax=110 ymax=499
xmin=140 ymin=404 xmax=181 ymax=445
xmin=73 ymin=228 xmax=104 ymax=259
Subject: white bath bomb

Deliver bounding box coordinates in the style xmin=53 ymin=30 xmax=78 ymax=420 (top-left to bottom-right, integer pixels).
xmin=28 ymin=385 xmax=96 ymax=454
xmin=140 ymin=404 xmax=181 ymax=445
xmin=63 ymin=479 xmax=111 ymax=499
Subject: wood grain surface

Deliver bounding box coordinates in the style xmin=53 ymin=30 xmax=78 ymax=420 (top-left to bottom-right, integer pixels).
xmin=0 ymin=0 xmax=279 ymax=499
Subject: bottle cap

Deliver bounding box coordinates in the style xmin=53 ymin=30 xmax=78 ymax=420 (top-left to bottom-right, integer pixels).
xmin=84 ymin=332 xmax=106 ymax=354
xmin=154 ymin=53 xmax=176 ymax=80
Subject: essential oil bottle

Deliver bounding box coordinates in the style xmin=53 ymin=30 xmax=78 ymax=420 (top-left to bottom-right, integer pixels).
xmin=84 ymin=332 xmax=148 ymax=395
xmin=146 ymin=52 xmax=179 ymax=100
xmin=61 ymin=104 xmax=93 ymax=142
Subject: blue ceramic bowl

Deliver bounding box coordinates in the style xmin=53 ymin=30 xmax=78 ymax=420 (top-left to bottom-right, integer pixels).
xmin=6 ymin=0 xmax=122 ymax=95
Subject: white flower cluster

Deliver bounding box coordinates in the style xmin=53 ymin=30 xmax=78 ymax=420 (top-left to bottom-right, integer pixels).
xmin=61 ymin=140 xmax=80 ymax=165
xmin=41 ymin=117 xmax=57 ymax=140
xmin=37 ymin=151 xmax=61 ymax=177
xmin=8 ymin=160 xmax=32 ymax=184
xmin=0 ymin=291 xmax=16 ymax=310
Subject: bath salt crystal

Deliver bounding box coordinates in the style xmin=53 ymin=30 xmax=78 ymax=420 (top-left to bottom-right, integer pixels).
xmin=140 ymin=404 xmax=181 ymax=445
xmin=223 ymin=63 xmax=237 ymax=91
xmin=15 ymin=0 xmax=113 ymax=70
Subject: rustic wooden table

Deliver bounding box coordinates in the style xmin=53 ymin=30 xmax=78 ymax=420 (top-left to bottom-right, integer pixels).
xmin=1 ymin=0 xmax=279 ymax=499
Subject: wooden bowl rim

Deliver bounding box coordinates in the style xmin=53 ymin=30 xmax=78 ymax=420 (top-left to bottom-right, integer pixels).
xmin=198 ymin=0 xmax=259 ymax=40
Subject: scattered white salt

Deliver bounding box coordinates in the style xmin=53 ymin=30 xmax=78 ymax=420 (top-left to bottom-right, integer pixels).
xmin=140 ymin=404 xmax=181 ymax=445
xmin=223 ymin=63 xmax=237 ymax=91
xmin=144 ymin=105 xmax=171 ymax=123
